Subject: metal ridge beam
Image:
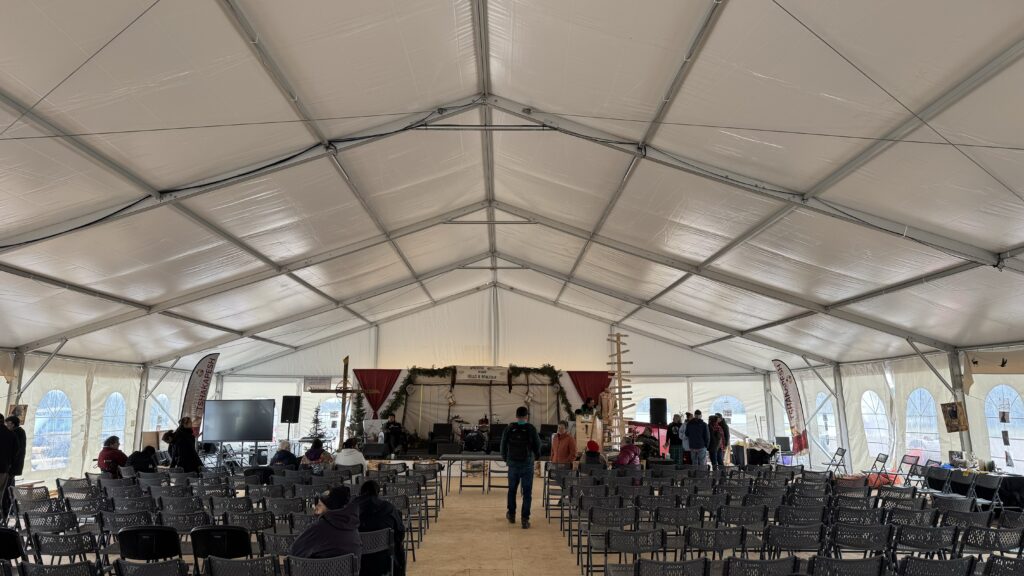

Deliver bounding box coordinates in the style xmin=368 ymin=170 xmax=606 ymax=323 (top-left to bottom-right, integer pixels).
xmin=143 ymin=252 xmax=490 ymax=366
xmin=221 ymin=282 xmax=494 ymax=375
xmin=494 ymin=201 xmax=955 ymax=352
xmin=16 ymin=200 xmax=488 ymax=352
xmin=496 ymin=252 xmax=836 ymax=365
xmin=470 ymin=0 xmax=498 ymax=277
xmin=553 ymin=0 xmax=727 ymax=304
xmin=495 ymin=281 xmax=766 ymax=374
xmin=487 ymin=94 xmax=1001 ymax=268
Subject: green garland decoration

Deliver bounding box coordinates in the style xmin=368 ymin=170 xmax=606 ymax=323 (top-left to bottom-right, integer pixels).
xmin=380 ymin=364 xmax=573 ymax=420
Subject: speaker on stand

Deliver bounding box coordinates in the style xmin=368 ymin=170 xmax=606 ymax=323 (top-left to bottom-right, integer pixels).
xmin=649 ymin=398 xmax=668 ymax=426
xmin=281 ymin=396 xmax=301 ymax=443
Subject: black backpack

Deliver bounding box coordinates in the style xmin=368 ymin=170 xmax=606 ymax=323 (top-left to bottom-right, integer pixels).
xmin=506 ymin=424 xmax=532 ymax=461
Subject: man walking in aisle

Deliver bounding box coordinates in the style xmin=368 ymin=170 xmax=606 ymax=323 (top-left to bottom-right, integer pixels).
xmin=684 ymin=410 xmax=710 ymax=467
xmin=500 ymin=406 xmax=541 ymax=529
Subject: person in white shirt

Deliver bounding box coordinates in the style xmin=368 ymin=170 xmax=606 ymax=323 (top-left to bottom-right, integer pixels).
xmin=334 ymin=437 xmax=368 ymax=475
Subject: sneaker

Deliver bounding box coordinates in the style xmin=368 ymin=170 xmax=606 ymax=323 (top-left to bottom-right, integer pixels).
xmin=521 ymin=518 xmax=530 ymax=529
xmin=506 ymin=511 xmax=515 ymax=523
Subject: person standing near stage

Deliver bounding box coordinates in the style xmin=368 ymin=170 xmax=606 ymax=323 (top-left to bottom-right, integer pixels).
xmin=2 ymin=416 xmax=25 ymax=518
xmin=500 ymin=406 xmax=541 ymax=529
xmin=549 ymin=421 xmax=576 ymax=465
xmin=666 ymin=414 xmax=684 ymax=465
xmin=171 ymin=417 xmax=203 ymax=473
xmin=382 ymin=414 xmax=405 ymax=457
xmin=684 ymin=410 xmax=709 ymax=468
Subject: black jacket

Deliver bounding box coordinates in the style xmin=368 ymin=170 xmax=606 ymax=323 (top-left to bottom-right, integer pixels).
xmin=0 ymin=425 xmax=17 ymax=474
xmin=499 ymin=422 xmax=541 ymax=464
xmin=9 ymin=427 xmax=26 ymax=476
xmin=170 ymin=427 xmax=202 ymax=472
xmin=289 ymin=503 xmax=362 ymax=560
xmin=269 ymin=450 xmax=299 ymax=468
xmin=126 ymin=451 xmax=158 ymax=474
xmin=356 ymin=495 xmax=405 ymax=576
xmin=684 ymin=418 xmax=709 ymax=450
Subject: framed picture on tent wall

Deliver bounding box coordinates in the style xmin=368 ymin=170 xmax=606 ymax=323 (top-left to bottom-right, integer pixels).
xmin=6 ymin=404 xmax=25 ymax=423
xmin=941 ymin=401 xmax=968 ymax=432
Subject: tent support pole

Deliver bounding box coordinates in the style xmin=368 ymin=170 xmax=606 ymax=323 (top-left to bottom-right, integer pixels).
xmin=832 ymin=365 xmax=853 ymax=471
xmin=947 ymin=352 xmax=973 ymax=454
xmin=134 ymin=366 xmax=149 ymax=449
xmin=7 ymin=352 xmax=24 ymax=413
xmin=17 ymin=339 xmax=66 ymax=402
xmin=145 ymin=357 xmax=180 ymax=400
xmin=907 ymin=339 xmax=955 ymax=395
xmin=802 ymin=356 xmax=837 ymax=397
xmin=762 ymin=373 xmax=776 ymax=441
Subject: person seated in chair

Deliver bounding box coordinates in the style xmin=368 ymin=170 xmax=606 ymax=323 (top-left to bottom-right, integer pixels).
xmin=382 ymin=414 xmax=406 ymax=456
xmin=355 ymin=480 xmax=406 ymax=576
xmin=270 ymin=440 xmax=299 ymax=467
xmin=579 ymin=440 xmax=607 ymax=466
xmin=334 ymin=438 xmax=368 ymax=475
xmin=97 ymin=436 xmax=128 ymax=477
xmin=125 ymin=445 xmax=159 ymax=474
xmin=637 ymin=426 xmax=660 ymax=460
xmin=301 ymin=439 xmax=334 ymax=469
xmin=612 ymin=436 xmax=641 ymax=469
xmin=289 ymin=485 xmax=362 ymax=559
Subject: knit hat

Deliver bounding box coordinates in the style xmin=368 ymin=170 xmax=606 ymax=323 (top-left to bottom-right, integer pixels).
xmin=316 ymin=485 xmax=351 ymax=510
xmin=586 ymin=440 xmax=600 ymax=452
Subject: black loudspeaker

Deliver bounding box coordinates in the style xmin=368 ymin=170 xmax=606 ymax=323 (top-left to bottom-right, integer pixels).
xmin=649 ymin=398 xmax=668 ymax=426
xmin=281 ymin=396 xmax=301 ymax=423
xmin=362 ymin=443 xmax=388 ymax=459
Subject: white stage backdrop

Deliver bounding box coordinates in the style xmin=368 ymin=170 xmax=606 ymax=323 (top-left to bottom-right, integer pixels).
xmin=398 ymin=379 xmax=560 ymax=438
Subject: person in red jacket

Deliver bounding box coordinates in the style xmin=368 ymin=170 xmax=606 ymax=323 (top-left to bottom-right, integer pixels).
xmin=97 ymin=436 xmax=128 ymax=477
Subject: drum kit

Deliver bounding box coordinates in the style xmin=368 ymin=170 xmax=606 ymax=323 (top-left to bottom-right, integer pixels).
xmin=451 ymin=415 xmax=493 ymax=452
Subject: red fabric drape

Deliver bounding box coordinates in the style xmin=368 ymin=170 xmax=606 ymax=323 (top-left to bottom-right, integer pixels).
xmin=354 ymin=369 xmax=402 ymax=418
xmin=568 ymin=371 xmax=612 ymax=405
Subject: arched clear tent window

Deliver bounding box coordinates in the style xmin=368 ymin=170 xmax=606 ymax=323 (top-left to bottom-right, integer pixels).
xmin=99 ymin=392 xmax=127 ymax=449
xmin=985 ymin=384 xmax=1024 ymax=469
xmin=709 ymin=395 xmax=746 ymax=436
xmin=149 ymin=393 xmax=172 ymax=431
xmin=905 ymin=388 xmax=941 ymax=464
xmin=860 ymin=390 xmax=892 ymax=458
xmin=814 ymin=392 xmax=838 ymax=453
xmin=31 ymin=390 xmax=72 ymax=471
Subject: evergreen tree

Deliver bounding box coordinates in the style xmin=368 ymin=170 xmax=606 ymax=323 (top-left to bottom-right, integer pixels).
xmin=348 ymin=391 xmax=366 ymax=438
xmin=307 ymin=405 xmax=326 ymax=440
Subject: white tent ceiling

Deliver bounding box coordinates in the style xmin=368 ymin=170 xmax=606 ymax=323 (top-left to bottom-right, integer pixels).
xmin=2 ymin=0 xmax=1024 ymax=375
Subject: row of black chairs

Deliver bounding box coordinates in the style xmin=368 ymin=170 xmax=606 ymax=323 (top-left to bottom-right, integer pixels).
xmin=596 ymin=554 xmax=1022 ymax=576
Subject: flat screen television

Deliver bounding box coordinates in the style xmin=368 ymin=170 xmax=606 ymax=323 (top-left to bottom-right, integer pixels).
xmin=202 ymin=399 xmax=276 ymax=442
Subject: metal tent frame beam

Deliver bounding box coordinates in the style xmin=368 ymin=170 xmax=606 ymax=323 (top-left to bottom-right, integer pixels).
xmin=16 ymin=200 xmax=489 ymax=352
xmin=553 ymin=0 xmax=728 ymax=304
xmin=143 ymin=251 xmax=490 ymax=367
xmin=494 ymin=201 xmax=955 ymax=352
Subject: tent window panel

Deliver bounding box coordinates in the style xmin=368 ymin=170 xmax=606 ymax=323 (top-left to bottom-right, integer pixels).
xmin=814 ymin=392 xmax=838 ymax=452
xmin=905 ymin=388 xmax=941 ymax=464
xmin=31 ymin=390 xmax=73 ymax=471
xmin=985 ymin=384 xmax=1024 ymax=470
xmin=709 ymin=395 xmax=746 ymax=437
xmin=149 ymin=394 xmax=173 ymax=431
xmin=99 ymin=393 xmax=127 ymax=449
xmin=860 ymin=391 xmax=891 ymax=458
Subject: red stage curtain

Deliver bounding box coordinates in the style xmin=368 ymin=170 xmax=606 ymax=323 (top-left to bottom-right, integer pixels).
xmin=567 ymin=371 xmax=612 ymax=405
xmin=353 ymin=369 xmax=402 ymax=418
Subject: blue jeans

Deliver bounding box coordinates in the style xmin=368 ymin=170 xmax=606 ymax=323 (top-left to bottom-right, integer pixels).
xmin=710 ymin=448 xmax=724 ymax=469
xmin=507 ymin=461 xmax=534 ymax=519
xmin=690 ymin=448 xmax=708 ymax=468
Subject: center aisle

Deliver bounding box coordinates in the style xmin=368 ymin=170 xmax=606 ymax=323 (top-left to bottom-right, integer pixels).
xmin=413 ymin=479 xmax=578 ymax=576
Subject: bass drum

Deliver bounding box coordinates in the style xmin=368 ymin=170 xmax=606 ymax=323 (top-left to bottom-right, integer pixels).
xmin=462 ymin=430 xmax=487 ymax=452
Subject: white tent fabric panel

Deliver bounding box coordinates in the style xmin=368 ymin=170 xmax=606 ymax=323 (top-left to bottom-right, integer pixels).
xmin=0 ymin=131 xmax=142 ymax=242
xmin=756 ymin=315 xmax=930 ymax=363
xmin=574 ymin=244 xmax=686 ymax=302
xmin=145 ymin=368 xmax=186 ymax=431
xmin=491 ymin=110 xmax=633 ymax=230
xmin=208 ymin=339 xmax=298 ymax=374
xmin=258 ymin=309 xmax=366 ymax=349
xmin=701 ymin=338 xmax=807 ymax=373
xmin=932 ymin=55 xmax=1024 ymax=148
xmin=963 ymin=372 xmax=1024 ymax=468
xmin=233 ymin=330 xmax=374 ymax=378
xmin=420 ymin=269 xmax=493 ymax=300
xmin=839 ymin=361 xmax=894 ymax=474
xmin=691 ymin=377 xmax=768 ymax=441
xmin=621 ymin=379 xmax=685 ymax=422
xmin=393 ymin=220 xmax=489 ymax=274
xmin=180 ymin=158 xmax=380 ymax=263
xmin=489 ymin=0 xmax=711 ymax=140
xmin=89 ymin=362 xmax=143 ymax=455
xmin=167 ymin=276 xmax=327 ymax=332
xmin=821 ymin=129 xmax=1024 ymax=253
xmin=236 ymin=0 xmax=479 ymax=140
xmin=0 ymin=206 xmax=268 ymax=304
xmin=292 ymin=242 xmax=410 ymax=301
xmin=497 ymin=290 xmax=608 ymax=371
xmin=773 ymin=1 xmax=1024 ymax=113
xmin=558 ymin=284 xmax=638 ymax=322
xmin=712 ymin=208 xmax=963 ymax=304
xmin=887 ymin=355 xmax=959 ymax=466
xmin=495 ymin=269 xmax=565 ymax=301
xmin=845 ymin=267 xmax=1024 ymax=347
xmin=349 ymin=285 xmax=433 ymax=323
xmin=377 ymin=289 xmax=492 ymax=368
xmin=623 ymin=308 xmax=729 ymax=347
xmin=618 ymin=331 xmax=745 ymax=376
xmin=46 ymin=315 xmax=228 ymax=365
xmin=0 ymin=274 xmax=134 ymax=348
xmin=335 ymin=110 xmax=485 ymax=231
xmin=654 ymin=276 xmax=806 ymax=332
xmin=601 ymin=161 xmax=783 ymax=264
xmin=495 ymin=220 xmax=587 ymax=274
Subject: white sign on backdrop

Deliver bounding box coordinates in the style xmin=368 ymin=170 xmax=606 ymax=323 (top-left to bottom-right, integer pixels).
xmin=455 ymin=365 xmax=508 ymax=383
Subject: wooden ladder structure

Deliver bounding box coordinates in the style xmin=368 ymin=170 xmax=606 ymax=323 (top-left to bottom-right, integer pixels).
xmin=605 ymin=332 xmax=632 ymax=449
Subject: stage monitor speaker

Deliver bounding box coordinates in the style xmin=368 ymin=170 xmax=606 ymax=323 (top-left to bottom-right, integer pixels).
xmin=362 ymin=443 xmax=388 ymax=459
xmin=281 ymin=396 xmax=301 ymax=423
xmin=649 ymin=398 xmax=668 ymax=426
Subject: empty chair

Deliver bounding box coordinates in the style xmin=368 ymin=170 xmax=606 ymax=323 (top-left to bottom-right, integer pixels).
xmin=999 ymin=510 xmax=1024 ymax=529
xmin=358 ymin=529 xmax=394 ymax=576
xmin=939 ymin=509 xmax=992 ymax=529
xmin=972 ymin=473 xmax=1004 ymax=511
xmin=189 ymin=526 xmax=251 ymax=575
xmin=260 ymin=532 xmax=297 ymax=558
xmin=159 ymin=510 xmax=212 ymax=537
xmin=65 ymin=498 xmax=111 ymax=533
xmin=957 ymin=526 xmax=1024 ymax=559
xmin=193 ymin=484 xmax=231 ymax=499
xmin=687 ymin=494 xmax=727 ymax=520
xmin=919 ymin=468 xmax=951 ymax=496
xmin=209 ymin=497 xmax=253 ymax=517
xmin=886 ymin=508 xmax=938 ymax=527
xmin=289 ymin=514 xmax=317 ymax=534
xmin=832 ymin=494 xmax=875 ymax=509
xmin=878 ymin=485 xmax=917 ymax=501
xmin=147 ymin=486 xmax=190 ymax=500
xmin=119 ymin=467 xmax=137 ymax=479
xmin=880 ymin=497 xmax=927 ymax=512
xmin=23 ymin=511 xmax=78 ymax=536
xmin=108 ymin=488 xmax=146 ymax=503
xmin=602 ymin=528 xmax=664 ymax=573
xmin=116 ymin=526 xmax=182 ymax=562
xmin=57 ymin=479 xmax=102 ymax=501
xmin=716 ymin=506 xmax=768 ymax=549
xmin=636 ymin=558 xmax=709 ymax=576
xmin=683 ymin=526 xmax=745 ymax=561
xmin=830 ymin=523 xmax=892 ymax=559
xmin=984 ymin=556 xmax=1024 ymax=576
xmin=206 ymin=556 xmax=278 ymax=576
xmin=761 ymin=524 xmax=825 ymax=559
xmin=158 ymin=496 xmax=204 ymax=514
xmin=723 ymin=556 xmax=799 ymax=576
xmin=806 ymin=555 xmax=884 ymax=576
xmin=893 ymin=455 xmax=920 ymax=484
xmin=224 ymin=511 xmax=275 ymax=538
xmin=653 ymin=507 xmax=703 ymax=558
xmin=248 ymin=485 xmax=287 ymax=503
xmin=774 ymin=505 xmax=826 ymax=526
xmin=285 ymin=555 xmax=357 ymax=576
xmin=891 ymin=525 xmax=960 ymax=560
xmin=932 ymin=495 xmax=975 ymax=515
xmin=833 ymin=507 xmax=884 ymax=526
xmin=18 ymin=562 xmax=99 ymax=576
xmin=30 ymin=533 xmax=100 ymax=565
xmin=113 ymin=559 xmax=189 ymax=576
xmin=112 ymin=497 xmax=156 ymax=513
xmin=896 ymin=556 xmax=975 ymax=576
xmin=265 ymin=498 xmax=305 ymax=517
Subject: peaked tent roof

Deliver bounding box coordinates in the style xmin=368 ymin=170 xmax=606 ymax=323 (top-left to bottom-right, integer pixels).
xmin=2 ymin=0 xmax=1024 ymax=374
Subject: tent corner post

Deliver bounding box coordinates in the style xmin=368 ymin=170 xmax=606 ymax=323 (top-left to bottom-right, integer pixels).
xmin=946 ymin=352 xmax=974 ymax=454
xmin=134 ymin=366 xmax=149 ymax=449
xmin=762 ymin=372 xmax=776 ymax=441
xmin=832 ymin=364 xmax=853 ymax=471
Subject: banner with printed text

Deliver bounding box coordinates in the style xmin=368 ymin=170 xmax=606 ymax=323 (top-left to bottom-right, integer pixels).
xmin=772 ymin=359 xmax=809 ymax=455
xmin=181 ymin=353 xmax=219 ymax=435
